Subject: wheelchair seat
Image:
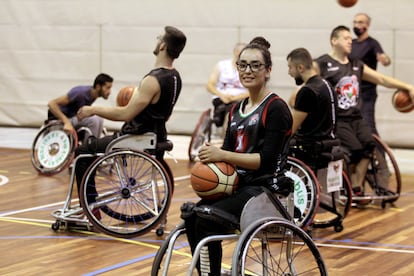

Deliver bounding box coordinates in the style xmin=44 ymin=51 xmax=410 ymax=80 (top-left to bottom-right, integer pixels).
xmin=105 ymin=132 xmax=173 ymax=154
xmin=290 ymin=137 xmax=344 ymax=170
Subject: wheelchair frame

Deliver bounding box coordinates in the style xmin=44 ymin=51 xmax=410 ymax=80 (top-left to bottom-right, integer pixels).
xmin=151 ymin=188 xmax=327 ymax=276
xmin=51 ymin=132 xmax=174 ymax=238
xmin=288 ymin=133 xmax=401 ymax=233
xmin=188 ymin=108 xmax=213 ymax=162
xmin=351 ymin=134 xmax=401 ymax=208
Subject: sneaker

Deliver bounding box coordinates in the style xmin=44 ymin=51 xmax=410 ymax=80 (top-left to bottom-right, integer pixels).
xmin=352 ymin=187 xmax=371 ymax=206
xmin=352 ymin=186 xmax=363 ymax=196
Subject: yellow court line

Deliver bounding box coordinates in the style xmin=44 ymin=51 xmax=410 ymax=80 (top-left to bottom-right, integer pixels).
xmin=0 ymin=216 xmax=193 ymax=258
xmin=19 ymin=171 xmax=32 ymax=175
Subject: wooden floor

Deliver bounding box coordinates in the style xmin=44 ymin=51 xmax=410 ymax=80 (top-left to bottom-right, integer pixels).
xmin=1 ymin=147 xmax=414 ymax=275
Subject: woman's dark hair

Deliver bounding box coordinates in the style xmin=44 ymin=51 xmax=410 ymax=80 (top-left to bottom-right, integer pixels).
xmin=93 ymin=73 xmax=113 ymax=88
xmin=241 ymin=36 xmax=272 ymax=68
xmin=163 ymin=26 xmax=187 ymax=59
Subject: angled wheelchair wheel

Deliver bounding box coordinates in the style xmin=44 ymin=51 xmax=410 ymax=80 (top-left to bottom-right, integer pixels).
xmin=31 ymin=121 xmax=78 ymax=175
xmin=79 ymin=149 xmax=173 ymax=238
xmin=286 ymin=157 xmax=320 ymax=229
xmin=188 ymin=108 xmax=213 ymax=162
xmin=364 ymin=134 xmax=401 ymax=206
xmin=151 ymin=222 xmax=191 ymax=276
xmin=232 ymin=217 xmax=327 ymax=276
xmin=313 ymin=171 xmax=352 ymax=232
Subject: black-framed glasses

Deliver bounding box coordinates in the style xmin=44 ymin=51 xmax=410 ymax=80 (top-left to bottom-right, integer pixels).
xmin=236 ymin=61 xmax=265 ymax=72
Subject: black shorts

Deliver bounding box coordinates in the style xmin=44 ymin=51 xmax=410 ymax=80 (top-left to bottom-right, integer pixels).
xmin=336 ymin=117 xmax=374 ymax=161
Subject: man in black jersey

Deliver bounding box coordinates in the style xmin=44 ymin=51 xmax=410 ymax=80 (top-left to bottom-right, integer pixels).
xmin=315 ymin=25 xmax=414 ymax=194
xmin=75 ymin=26 xmax=186 ymax=205
xmin=287 ymin=48 xmax=336 ymax=141
xmin=350 ymin=13 xmax=391 ymax=135
xmin=287 ymin=47 xmax=338 ymax=169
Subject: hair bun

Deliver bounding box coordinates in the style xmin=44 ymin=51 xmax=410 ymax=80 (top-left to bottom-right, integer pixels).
xmin=249 ymin=36 xmax=271 ymax=49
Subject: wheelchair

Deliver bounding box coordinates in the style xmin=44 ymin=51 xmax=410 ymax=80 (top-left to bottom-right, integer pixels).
xmin=31 ymin=120 xmax=94 ymax=175
xmin=289 ymin=138 xmax=353 ymax=233
xmin=188 ymin=108 xmax=214 ymax=162
xmin=348 ymin=134 xmax=401 ymax=208
xmin=50 ymin=132 xmax=174 ymax=238
xmin=188 ymin=102 xmax=230 ymax=162
xmin=285 ymin=156 xmax=321 ymax=230
xmin=151 ymin=187 xmax=327 ymax=276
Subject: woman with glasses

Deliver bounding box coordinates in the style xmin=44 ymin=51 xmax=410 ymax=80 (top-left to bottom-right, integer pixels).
xmin=182 ymin=36 xmax=293 ymax=275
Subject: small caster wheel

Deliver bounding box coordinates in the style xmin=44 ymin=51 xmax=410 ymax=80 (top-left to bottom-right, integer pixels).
xmin=51 ymin=222 xmax=60 ymax=231
xmin=381 ymin=201 xmax=387 ymax=209
xmin=156 ymin=228 xmax=164 ymax=236
xmin=334 ymin=224 xmax=344 ymax=232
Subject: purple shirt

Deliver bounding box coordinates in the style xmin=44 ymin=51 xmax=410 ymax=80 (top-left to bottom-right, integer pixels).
xmin=60 ymin=85 xmax=94 ymax=118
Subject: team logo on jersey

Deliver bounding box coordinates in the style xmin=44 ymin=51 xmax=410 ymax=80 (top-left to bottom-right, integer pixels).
xmin=326 ymin=62 xmax=339 ymax=71
xmin=335 ymin=75 xmax=359 ymax=110
xmin=235 ymin=128 xmax=247 ymax=152
xmin=248 ymin=114 xmax=259 ymax=126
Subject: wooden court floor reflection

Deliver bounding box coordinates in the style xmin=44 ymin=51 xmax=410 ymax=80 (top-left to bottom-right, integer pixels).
xmin=1 ymin=147 xmax=414 ymax=275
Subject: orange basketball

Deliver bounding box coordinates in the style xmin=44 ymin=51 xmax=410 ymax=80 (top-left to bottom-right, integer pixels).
xmin=116 ymin=86 xmax=134 ymax=106
xmin=190 ymin=161 xmax=239 ymax=200
xmin=337 ymin=0 xmax=357 ymax=7
xmin=392 ymin=89 xmax=414 ymax=113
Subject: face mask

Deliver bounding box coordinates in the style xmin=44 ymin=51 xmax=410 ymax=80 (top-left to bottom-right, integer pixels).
xmin=353 ymin=27 xmax=366 ymax=37
xmin=295 ymin=76 xmax=304 ymax=86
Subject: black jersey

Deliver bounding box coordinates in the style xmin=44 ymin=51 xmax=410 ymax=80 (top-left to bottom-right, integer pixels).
xmin=350 ymin=36 xmax=384 ymax=92
xmin=315 ymin=54 xmax=364 ymax=118
xmin=223 ymin=93 xmax=292 ymax=187
xmin=121 ymin=67 xmax=182 ymax=141
xmin=294 ymin=75 xmax=336 ymax=140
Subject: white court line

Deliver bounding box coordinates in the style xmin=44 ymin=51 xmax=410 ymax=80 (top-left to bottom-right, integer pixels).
xmin=0 ymin=201 xmax=68 ymax=217
xmin=0 ymin=175 xmax=190 ymax=218
xmin=316 ymin=243 xmax=414 ymax=254
xmin=175 ymin=175 xmax=190 ymax=181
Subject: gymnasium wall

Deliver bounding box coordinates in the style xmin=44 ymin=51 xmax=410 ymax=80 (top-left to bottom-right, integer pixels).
xmin=0 ymin=0 xmax=413 ymax=147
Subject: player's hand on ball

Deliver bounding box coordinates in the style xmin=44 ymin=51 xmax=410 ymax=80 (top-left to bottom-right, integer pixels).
xmin=198 ymin=142 xmax=222 ymax=163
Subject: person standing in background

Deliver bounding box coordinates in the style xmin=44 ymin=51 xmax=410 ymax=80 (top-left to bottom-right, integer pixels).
xmin=350 ymin=13 xmax=391 ymax=135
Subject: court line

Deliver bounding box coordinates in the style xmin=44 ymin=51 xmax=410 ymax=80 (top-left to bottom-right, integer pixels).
xmin=0 ymin=201 xmax=68 ymax=217
xmin=0 ymin=174 xmax=190 ymax=218
xmin=316 ymin=243 xmax=414 ymax=254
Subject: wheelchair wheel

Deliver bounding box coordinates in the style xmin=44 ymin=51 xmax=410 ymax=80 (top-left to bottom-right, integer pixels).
xmin=312 ymin=171 xmax=352 ymax=232
xmin=286 ymin=157 xmax=320 ymax=229
xmin=31 ymin=121 xmax=78 ymax=175
xmin=79 ymin=149 xmax=173 ymax=238
xmin=232 ymin=217 xmax=327 ymax=276
xmin=365 ymin=134 xmax=401 ymax=206
xmin=151 ymin=222 xmax=191 ymax=276
xmin=188 ymin=108 xmax=213 ymax=162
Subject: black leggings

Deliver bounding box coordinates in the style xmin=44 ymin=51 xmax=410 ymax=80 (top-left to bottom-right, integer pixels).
xmin=184 ymin=185 xmax=263 ymax=275
xmin=74 ymin=134 xmax=118 ymax=203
